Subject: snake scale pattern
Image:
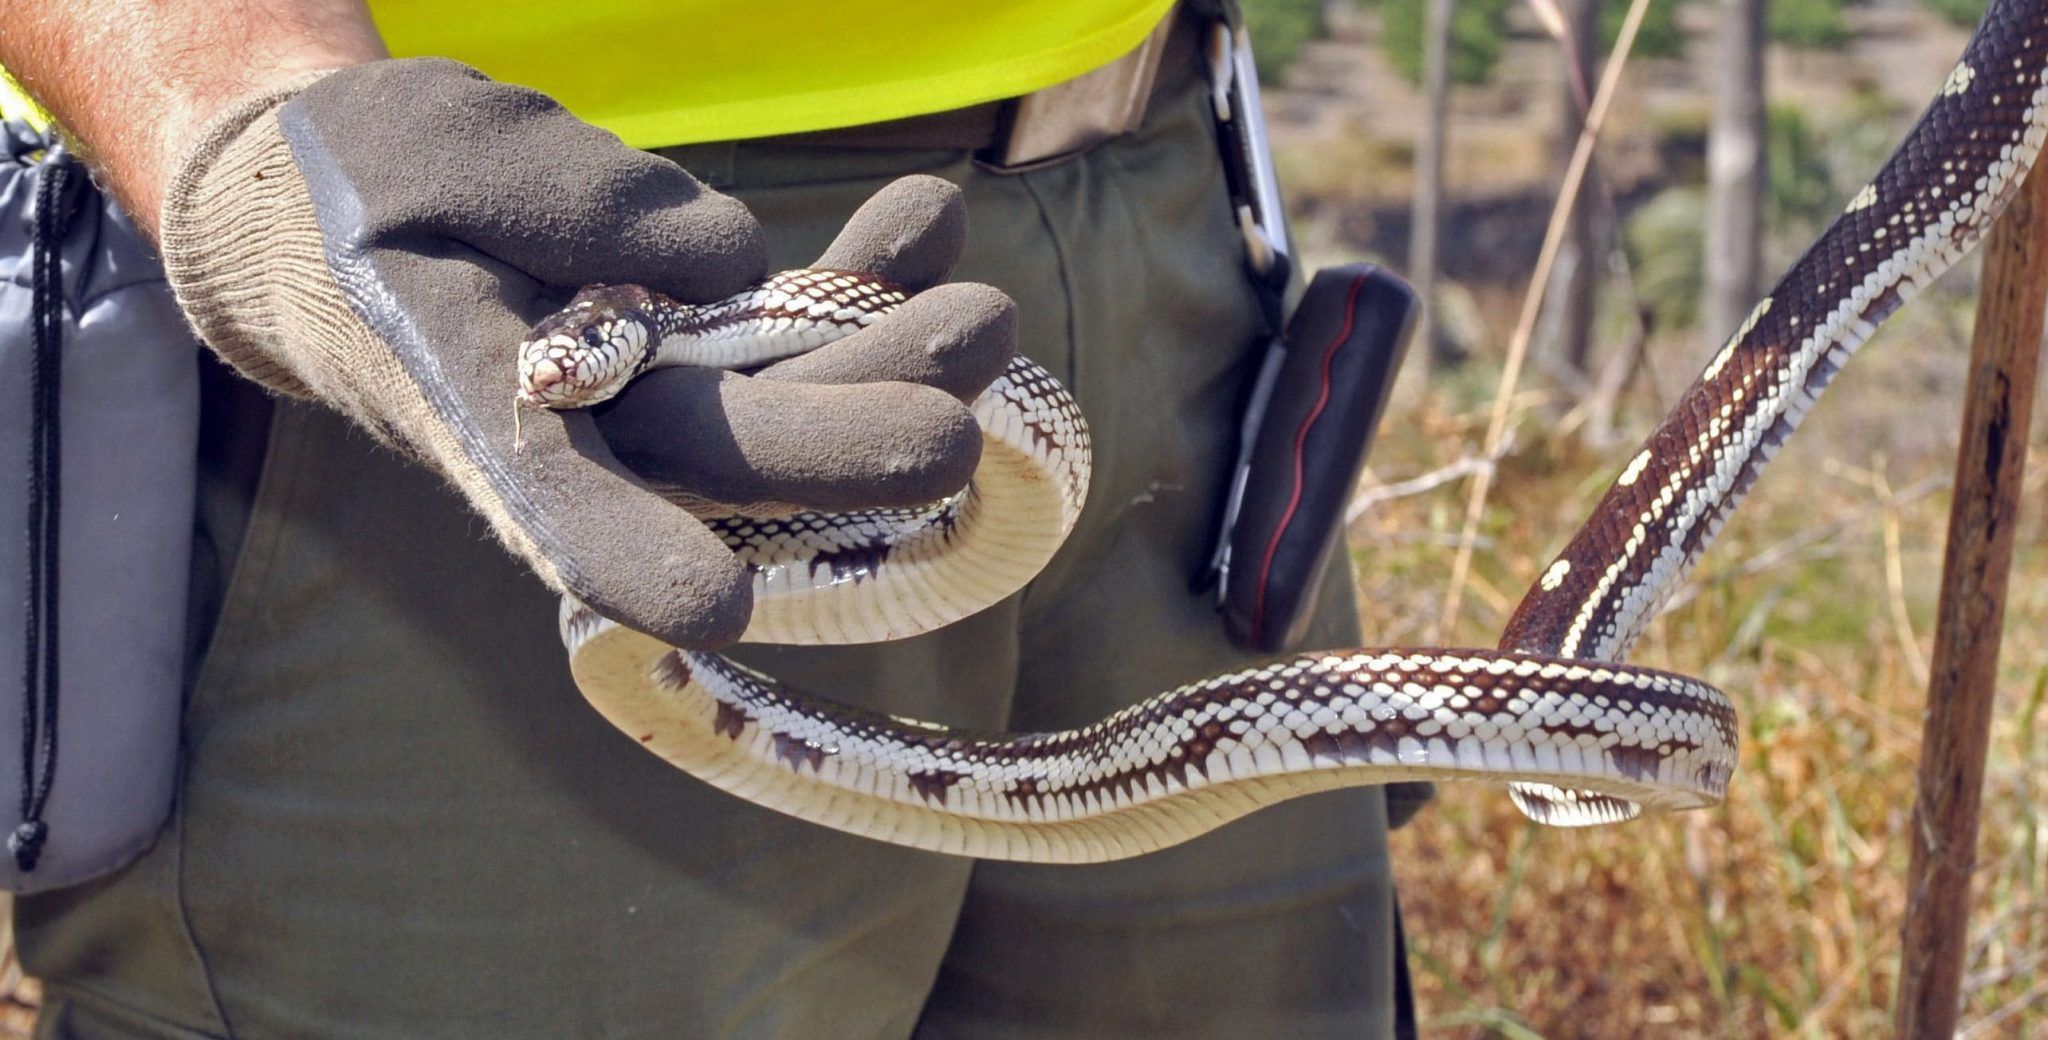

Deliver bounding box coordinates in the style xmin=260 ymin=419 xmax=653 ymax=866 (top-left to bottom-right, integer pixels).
xmin=522 ymin=0 xmax=2048 ymax=862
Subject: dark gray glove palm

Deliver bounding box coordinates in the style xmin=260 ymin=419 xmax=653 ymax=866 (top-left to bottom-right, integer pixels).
xmin=161 ymin=59 xmax=1012 ymax=649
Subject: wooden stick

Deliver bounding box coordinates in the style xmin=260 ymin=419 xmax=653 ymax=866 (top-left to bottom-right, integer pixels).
xmin=1893 ymin=154 xmax=2048 ymax=1037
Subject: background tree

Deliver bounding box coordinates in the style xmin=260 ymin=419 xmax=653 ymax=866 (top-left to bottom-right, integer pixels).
xmin=1552 ymin=0 xmax=1602 ymax=376
xmin=1703 ymin=0 xmax=1768 ymax=344
xmin=1408 ymin=0 xmax=1457 ymax=376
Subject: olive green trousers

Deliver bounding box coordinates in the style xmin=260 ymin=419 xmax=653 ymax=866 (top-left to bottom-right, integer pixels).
xmin=20 ymin=65 xmax=1404 ymax=1039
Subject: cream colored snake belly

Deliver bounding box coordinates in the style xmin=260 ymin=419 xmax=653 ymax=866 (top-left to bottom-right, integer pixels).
xmin=522 ymin=1 xmax=2048 ymax=862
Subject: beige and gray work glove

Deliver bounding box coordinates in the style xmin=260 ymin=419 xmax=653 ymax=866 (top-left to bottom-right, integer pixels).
xmin=162 ymin=59 xmax=1014 ymax=649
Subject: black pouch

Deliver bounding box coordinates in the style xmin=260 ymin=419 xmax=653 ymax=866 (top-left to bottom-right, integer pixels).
xmin=1218 ymin=264 xmax=1417 ymax=653
xmin=1193 ymin=18 xmax=1420 ymax=654
xmin=0 ymin=124 xmax=197 ymax=891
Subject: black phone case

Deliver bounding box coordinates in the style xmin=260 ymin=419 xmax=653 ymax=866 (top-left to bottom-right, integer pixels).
xmin=1222 ymin=264 xmax=1419 ymax=653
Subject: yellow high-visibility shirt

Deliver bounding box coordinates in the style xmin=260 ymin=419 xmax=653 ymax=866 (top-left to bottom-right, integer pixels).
xmin=369 ymin=1 xmax=1177 ymax=149
xmin=0 ymin=68 xmax=51 ymax=132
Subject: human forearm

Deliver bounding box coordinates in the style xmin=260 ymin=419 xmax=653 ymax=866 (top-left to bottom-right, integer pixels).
xmin=0 ymin=0 xmax=386 ymax=237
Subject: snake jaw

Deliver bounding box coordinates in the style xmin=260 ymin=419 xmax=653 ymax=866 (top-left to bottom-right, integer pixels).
xmin=518 ymin=285 xmax=659 ymax=408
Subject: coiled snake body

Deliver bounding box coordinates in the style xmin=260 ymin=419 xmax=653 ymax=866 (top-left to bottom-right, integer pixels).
xmin=522 ymin=1 xmax=2048 ymax=862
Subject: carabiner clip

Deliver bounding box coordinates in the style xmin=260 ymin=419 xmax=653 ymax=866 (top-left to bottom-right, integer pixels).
xmin=1206 ymin=22 xmax=1292 ymax=308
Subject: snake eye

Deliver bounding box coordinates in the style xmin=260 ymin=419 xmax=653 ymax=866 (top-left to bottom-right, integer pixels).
xmin=581 ymin=328 xmax=605 ymax=348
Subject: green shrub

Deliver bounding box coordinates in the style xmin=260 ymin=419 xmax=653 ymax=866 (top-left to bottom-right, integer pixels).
xmin=1380 ymin=0 xmax=1686 ymax=89
xmin=1603 ymin=0 xmax=1689 ymax=61
xmin=1923 ymin=0 xmax=1988 ymax=27
xmin=1624 ymin=186 xmax=1707 ymax=331
xmin=1766 ymin=102 xmax=1838 ymax=228
xmin=1382 ymin=0 xmax=1515 ymax=85
xmin=1769 ymin=0 xmax=1850 ymax=49
xmin=1627 ymin=101 xmax=1859 ymax=332
xmin=1242 ymin=0 xmax=1329 ymax=81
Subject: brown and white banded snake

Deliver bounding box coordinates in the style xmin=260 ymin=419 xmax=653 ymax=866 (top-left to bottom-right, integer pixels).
xmin=518 ymin=0 xmax=2048 ymax=863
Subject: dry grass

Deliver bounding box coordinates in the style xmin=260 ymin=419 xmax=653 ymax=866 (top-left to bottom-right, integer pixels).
xmin=1354 ymin=290 xmax=2048 ymax=1037
xmin=1286 ymin=7 xmax=2044 ymax=1034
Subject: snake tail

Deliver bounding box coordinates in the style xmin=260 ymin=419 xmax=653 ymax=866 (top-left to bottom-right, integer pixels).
xmin=1499 ymin=0 xmax=2048 ymax=823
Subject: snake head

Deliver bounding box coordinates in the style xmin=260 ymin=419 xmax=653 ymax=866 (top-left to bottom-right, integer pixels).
xmin=518 ymin=285 xmax=661 ymax=408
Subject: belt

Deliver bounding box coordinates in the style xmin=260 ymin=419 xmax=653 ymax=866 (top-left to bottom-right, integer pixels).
xmin=764 ymin=5 xmax=1202 ymax=170
xmin=762 ymin=101 xmax=1006 ymax=153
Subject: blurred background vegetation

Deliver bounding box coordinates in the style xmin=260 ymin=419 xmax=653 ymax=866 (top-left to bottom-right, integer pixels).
xmin=1248 ymin=0 xmax=1879 ymax=83
xmin=1242 ymin=0 xmax=2047 ymax=1035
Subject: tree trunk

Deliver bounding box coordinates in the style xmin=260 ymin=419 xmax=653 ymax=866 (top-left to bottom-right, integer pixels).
xmin=1703 ymin=0 xmax=1767 ymax=345
xmin=1553 ymin=0 xmax=1601 ymax=376
xmin=1408 ymin=0 xmax=1456 ymax=376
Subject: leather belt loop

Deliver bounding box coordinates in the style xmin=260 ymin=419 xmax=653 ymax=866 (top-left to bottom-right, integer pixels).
xmin=976 ymin=5 xmax=1193 ymax=174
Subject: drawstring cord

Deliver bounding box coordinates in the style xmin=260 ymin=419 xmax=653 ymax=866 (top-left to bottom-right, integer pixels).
xmin=14 ymin=142 xmax=79 ymax=872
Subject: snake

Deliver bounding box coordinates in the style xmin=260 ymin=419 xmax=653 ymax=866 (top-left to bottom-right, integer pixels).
xmin=519 ymin=0 xmax=2048 ymax=863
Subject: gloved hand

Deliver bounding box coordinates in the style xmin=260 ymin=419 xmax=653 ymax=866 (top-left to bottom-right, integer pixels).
xmin=160 ymin=58 xmax=1014 ymax=650
xmin=592 ymin=176 xmax=1015 ymax=518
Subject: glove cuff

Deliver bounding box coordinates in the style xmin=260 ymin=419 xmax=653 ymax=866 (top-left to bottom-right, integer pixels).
xmin=153 ymin=66 xmax=587 ymax=602
xmin=160 ymin=72 xmax=336 ymax=398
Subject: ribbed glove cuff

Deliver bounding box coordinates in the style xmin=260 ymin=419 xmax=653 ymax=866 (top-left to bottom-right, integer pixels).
xmin=161 ymin=73 xmax=338 ymax=400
